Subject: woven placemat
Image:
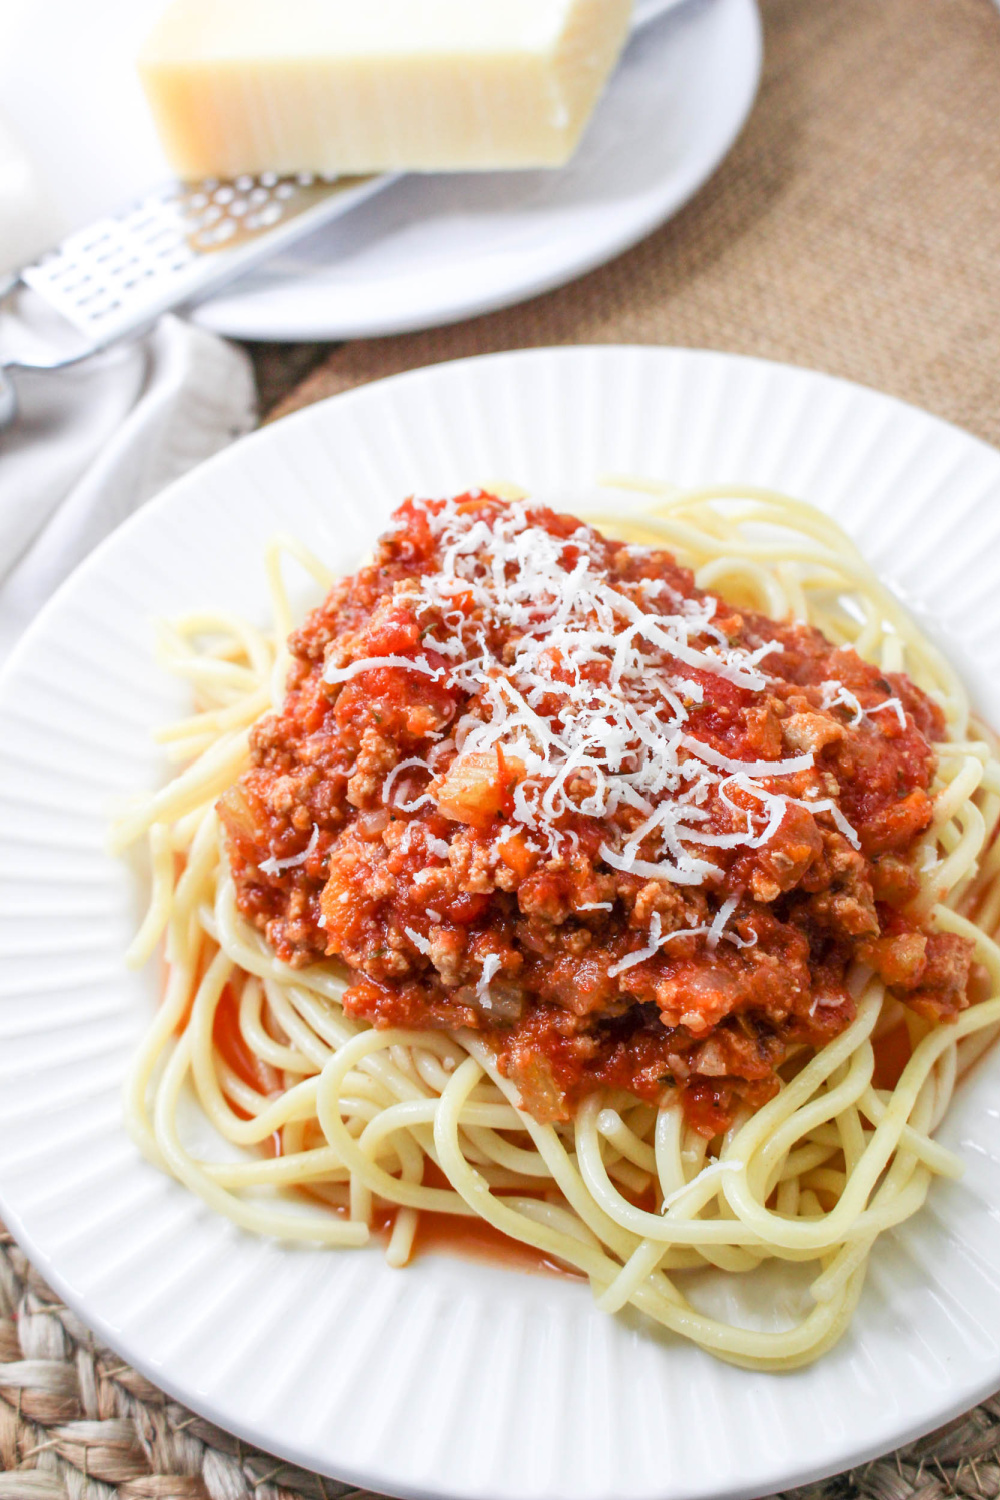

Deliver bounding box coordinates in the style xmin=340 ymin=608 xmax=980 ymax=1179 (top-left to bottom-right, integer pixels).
xmin=7 ymin=0 xmax=1000 ymax=1493
xmin=2 ymin=1218 xmax=1000 ymax=1499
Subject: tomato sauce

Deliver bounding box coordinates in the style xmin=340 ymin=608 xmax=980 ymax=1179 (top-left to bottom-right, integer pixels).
xmin=872 ymin=1018 xmax=914 ymax=1091
xmin=212 ymin=982 xmax=281 ymax=1155
xmin=218 ymin=494 xmax=974 ymax=1136
xmin=407 ymin=1209 xmax=581 ymax=1279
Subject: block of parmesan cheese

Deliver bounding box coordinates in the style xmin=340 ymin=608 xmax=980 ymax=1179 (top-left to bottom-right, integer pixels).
xmin=138 ymin=0 xmax=634 ymax=180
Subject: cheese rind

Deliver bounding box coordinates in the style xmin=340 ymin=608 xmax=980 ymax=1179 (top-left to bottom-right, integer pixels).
xmin=138 ymin=0 xmax=634 ymax=179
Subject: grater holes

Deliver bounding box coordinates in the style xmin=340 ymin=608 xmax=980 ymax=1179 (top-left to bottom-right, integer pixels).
xmin=197 ymin=219 xmax=237 ymax=246
xmin=245 ymin=202 xmax=283 ymax=230
xmin=21 ymin=169 xmax=348 ymax=334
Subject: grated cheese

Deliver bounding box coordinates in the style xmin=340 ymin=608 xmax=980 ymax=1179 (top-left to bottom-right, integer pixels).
xmin=679 ymin=735 xmax=815 ymax=780
xmin=476 ymin=953 xmax=503 ymax=1011
xmin=259 ymin=823 xmax=319 ymax=877
xmin=324 ymin=654 xmax=442 ymax=685
xmin=608 ymin=912 xmax=667 ymax=977
xmin=382 ymin=758 xmax=436 ymax=813
xmin=405 ymin=926 xmax=433 ymax=957
xmin=328 ymin=498 xmax=865 ymax=898
xmin=821 ymin=679 xmax=908 ymax=732
xmin=869 ymin=697 xmax=907 ymax=729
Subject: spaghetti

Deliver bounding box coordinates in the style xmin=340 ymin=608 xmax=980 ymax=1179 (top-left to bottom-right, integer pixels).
xmin=116 ymin=484 xmax=1000 ymax=1370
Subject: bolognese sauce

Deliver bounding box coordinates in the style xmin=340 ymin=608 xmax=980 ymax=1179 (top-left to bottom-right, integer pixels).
xmin=218 ymin=493 xmax=972 ymax=1135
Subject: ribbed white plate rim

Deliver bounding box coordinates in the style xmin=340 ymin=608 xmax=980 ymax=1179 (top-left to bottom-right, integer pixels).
xmin=2 ymin=347 xmax=1000 ymax=1500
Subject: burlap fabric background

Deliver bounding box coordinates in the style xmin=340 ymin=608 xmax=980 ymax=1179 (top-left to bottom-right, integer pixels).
xmin=6 ymin=0 xmax=1000 ymax=1495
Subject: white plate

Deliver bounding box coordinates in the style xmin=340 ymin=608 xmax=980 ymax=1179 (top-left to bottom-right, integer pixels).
xmin=3 ymin=347 xmax=1000 ymax=1500
xmin=1 ymin=0 xmax=760 ymax=339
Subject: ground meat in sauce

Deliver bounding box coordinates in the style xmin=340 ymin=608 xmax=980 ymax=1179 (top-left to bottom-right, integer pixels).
xmin=219 ymin=494 xmax=973 ymax=1136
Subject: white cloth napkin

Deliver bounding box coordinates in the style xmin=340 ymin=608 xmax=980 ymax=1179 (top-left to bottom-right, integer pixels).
xmin=0 ymin=314 xmax=257 ymax=662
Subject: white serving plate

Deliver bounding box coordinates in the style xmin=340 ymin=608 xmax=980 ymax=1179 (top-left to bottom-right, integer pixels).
xmin=2 ymin=347 xmax=1000 ymax=1500
xmin=0 ymin=0 xmax=760 ymax=339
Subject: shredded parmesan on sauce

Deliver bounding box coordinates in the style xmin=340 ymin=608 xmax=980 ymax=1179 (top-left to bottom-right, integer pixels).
xmin=382 ymin=758 xmax=435 ymax=812
xmin=476 ymin=954 xmax=503 ymax=1011
xmin=405 ymin=926 xmax=433 ymax=957
xmin=608 ymin=899 xmax=756 ymax=979
xmin=259 ymin=823 xmax=319 ymax=877
xmin=326 ymin=655 xmax=442 ymax=684
xmin=326 ymin=498 xmax=878 ymax=954
xmin=820 ymin=679 xmax=907 ymax=731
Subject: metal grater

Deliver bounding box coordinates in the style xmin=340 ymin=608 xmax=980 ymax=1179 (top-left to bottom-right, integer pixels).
xmin=19 ymin=170 xmax=390 ymax=349
xmin=0 ymin=169 xmax=392 ymax=422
